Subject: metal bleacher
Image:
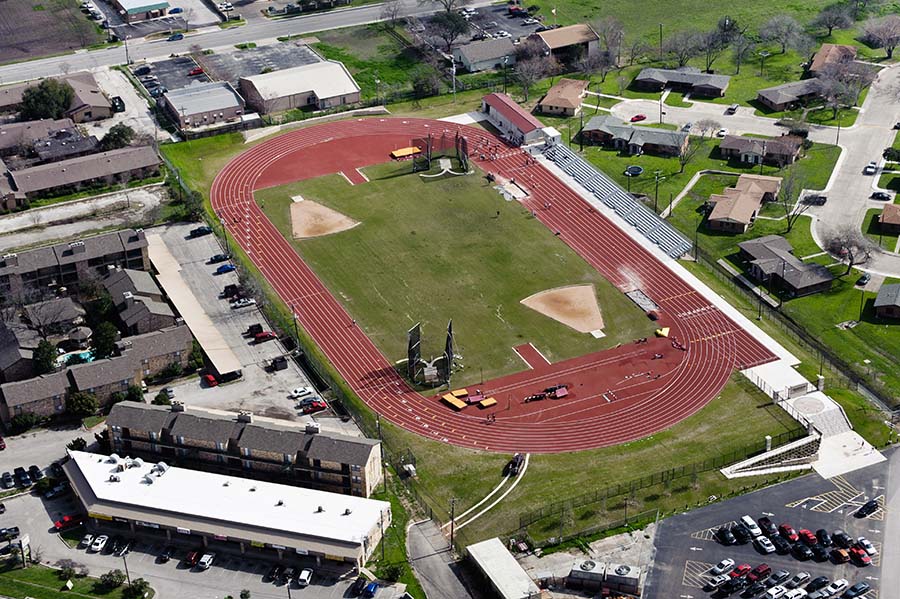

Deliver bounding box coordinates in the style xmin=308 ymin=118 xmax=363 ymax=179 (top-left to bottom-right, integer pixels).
xmin=542 ymin=143 xmax=692 ymax=258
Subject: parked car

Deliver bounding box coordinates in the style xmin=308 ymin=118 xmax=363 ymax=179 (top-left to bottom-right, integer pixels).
xmin=747 ymin=564 xmax=771 ymax=583
xmin=630 ymin=114 xmax=647 ymax=122
xmin=731 ymin=564 xmax=752 ymax=578
xmin=809 ymin=543 xmax=829 ymax=562
xmin=792 ymin=543 xmax=813 ymax=561
xmin=798 ymin=529 xmax=817 ymax=545
xmin=149 ymin=87 xmax=168 ymax=98
xmin=771 ymin=535 xmax=792 ymax=554
xmin=682 ymin=122 xmax=693 ymax=132
xmin=54 ymin=514 xmax=82 ymax=531
xmin=363 ymin=582 xmax=380 ymax=598
xmin=133 ymin=65 xmax=152 ymax=76
xmin=44 ymin=481 xmax=71 ymax=500
xmin=871 ymin=191 xmax=891 ymax=200
xmin=823 ymin=580 xmax=848 ymax=597
xmin=830 ymin=548 xmax=849 ymax=563
xmin=718 ymin=526 xmax=737 ymax=545
xmin=723 ymin=576 xmax=749 ymax=594
xmin=758 ymin=517 xmax=778 ymax=537
xmin=79 ymin=534 xmax=94 ymax=548
xmin=28 ymin=465 xmax=45 ymax=481
xmin=765 ymin=585 xmax=787 ymax=599
xmin=856 ymin=536 xmax=877 ymax=556
xmin=197 ymin=553 xmax=215 ymax=570
xmin=707 ymin=574 xmax=731 ymax=589
xmin=265 ymin=564 xmax=283 ymax=582
xmin=169 ymin=6 xmax=183 ymax=12
xmin=349 ymin=576 xmax=368 ymax=596
xmin=803 ymin=193 xmax=827 ymax=205
xmin=716 ymin=128 xmax=728 ymax=137
xmin=832 ymin=529 xmax=853 ymax=548
xmin=848 ymin=546 xmax=871 ymax=565
xmin=767 ymin=569 xmax=791 ymax=587
xmin=159 ymin=546 xmax=176 ymax=562
xmin=863 ymin=161 xmax=878 ymax=175
xmin=785 ymin=572 xmax=809 ymax=589
xmin=162 ymin=387 xmax=175 ymax=399
xmin=779 ymin=523 xmax=799 ymax=543
xmin=856 ymin=273 xmax=871 ymax=286
xmin=208 ymin=253 xmax=230 ymax=263
xmin=740 ymin=515 xmax=762 ymax=537
xmin=185 ymin=550 xmax=202 ymax=567
xmin=297 ymin=568 xmax=313 ymax=587
xmin=115 ymin=539 xmax=133 ymax=557
xmin=784 ymin=589 xmax=806 ymax=599
xmin=168 ymin=33 xmax=184 ymax=41
xmin=90 ymin=535 xmax=109 ymax=553
xmin=1 ymin=472 xmax=13 ymax=489
xmin=281 ymin=567 xmax=296 ymax=584
xmin=842 ymin=581 xmax=871 ymax=598
xmin=855 ymin=499 xmax=879 ymax=517
xmin=189 ymin=225 xmax=212 ymax=237
xmin=188 ymin=67 xmax=204 ymax=76
xmin=216 ymin=263 xmax=236 ymax=275
xmin=14 ymin=467 xmax=32 ymax=487
xmin=231 ymin=298 xmax=256 ymax=309
xmin=806 ymin=576 xmax=830 ymax=592
xmin=302 ymin=400 xmax=327 ymax=415
xmin=711 ymin=558 xmax=736 ymax=575
xmin=254 ymin=331 xmax=277 ymax=343
xmin=732 ymin=522 xmax=753 ymax=544
xmin=755 ymin=536 xmax=775 ymax=554
xmin=290 ymin=386 xmax=314 ymax=399
xmin=726 ymin=103 xmax=739 ymax=114
xmin=203 ymin=374 xmax=218 ymax=387
xmin=816 ymin=529 xmax=832 ymax=546
xmin=0 ymin=437 xmax=5 ymax=450
xmin=0 ymin=527 xmax=20 ymax=541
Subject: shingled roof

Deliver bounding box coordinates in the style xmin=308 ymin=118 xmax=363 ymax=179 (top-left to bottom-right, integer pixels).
xmin=10 ymin=146 xmax=159 ymax=194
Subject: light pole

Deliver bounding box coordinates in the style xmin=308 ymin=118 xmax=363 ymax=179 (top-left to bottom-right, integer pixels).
xmin=451 ymin=62 xmax=457 ymax=101
xmin=122 ymin=554 xmax=131 ymax=586
xmin=758 ymin=51 xmax=771 ymax=77
xmin=658 ymin=95 xmax=666 ymax=124
xmin=449 ymin=498 xmax=457 ymax=549
xmin=653 ymin=170 xmax=664 ymax=213
xmin=124 ymin=35 xmax=132 ymax=65
xmin=502 ymin=56 xmax=509 ymax=94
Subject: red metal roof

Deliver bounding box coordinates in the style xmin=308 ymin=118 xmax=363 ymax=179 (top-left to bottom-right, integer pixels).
xmin=483 ymin=93 xmax=544 ymax=134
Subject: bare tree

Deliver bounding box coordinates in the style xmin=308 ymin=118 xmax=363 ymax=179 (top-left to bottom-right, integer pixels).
xmin=776 ymin=171 xmax=812 ymax=233
xmin=593 ymin=16 xmax=625 ymax=65
xmin=664 ymin=31 xmax=700 ymax=67
xmin=812 ymin=4 xmax=853 ymax=36
xmin=576 ymin=51 xmax=614 ymax=86
xmin=863 ymin=15 xmax=900 ymax=59
xmin=183 ymin=7 xmax=195 ymax=30
xmin=826 ymin=225 xmax=875 ymax=275
xmin=515 ymin=37 xmax=547 ymax=62
xmin=697 ymin=29 xmax=730 ymax=73
xmin=791 ymin=33 xmax=818 ymax=65
xmin=418 ymin=0 xmax=469 ymax=14
xmin=616 ymin=75 xmax=629 ymax=96
xmin=427 ymin=11 xmax=469 ymax=52
xmin=677 ymin=135 xmax=706 ymax=173
xmin=760 ymin=15 xmax=803 ymax=53
xmin=625 ymin=38 xmax=649 ymax=66
xmin=695 ymin=118 xmax=721 ymax=138
xmin=516 ymin=57 xmax=556 ymax=102
xmin=380 ymin=0 xmax=404 ymax=29
xmin=817 ymin=61 xmax=877 ymax=117
xmin=732 ymin=35 xmax=756 ymax=75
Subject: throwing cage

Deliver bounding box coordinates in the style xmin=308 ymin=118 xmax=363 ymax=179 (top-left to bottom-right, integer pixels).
xmin=411 ymin=131 xmax=470 ymax=172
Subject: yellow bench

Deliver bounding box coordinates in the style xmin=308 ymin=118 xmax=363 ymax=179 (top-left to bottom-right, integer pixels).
xmin=479 ymin=397 xmax=497 ymax=408
xmin=451 ymin=388 xmax=469 ymax=398
xmin=442 ymin=394 xmax=467 ymax=410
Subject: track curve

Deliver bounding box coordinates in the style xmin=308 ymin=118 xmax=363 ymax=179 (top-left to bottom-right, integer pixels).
xmin=209 ymin=117 xmax=776 ymax=454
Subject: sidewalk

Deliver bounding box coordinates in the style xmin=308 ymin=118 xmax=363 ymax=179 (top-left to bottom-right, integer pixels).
xmin=407 ymin=520 xmax=473 ymax=599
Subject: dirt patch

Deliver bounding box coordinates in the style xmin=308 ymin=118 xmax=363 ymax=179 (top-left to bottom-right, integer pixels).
xmin=290 ymin=198 xmax=360 ymax=239
xmin=520 ymin=285 xmax=604 ymax=334
xmin=0 ymin=0 xmax=102 ymax=64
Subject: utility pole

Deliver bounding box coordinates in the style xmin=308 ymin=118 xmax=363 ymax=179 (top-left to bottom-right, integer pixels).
xmin=449 ymin=498 xmax=457 ymax=549
xmin=579 ymin=111 xmax=584 ymax=152
xmin=653 ymin=170 xmax=663 ymax=213
xmin=122 ymin=554 xmax=131 ymax=586
xmin=376 ymin=414 xmax=386 ymax=493
xmin=291 ymin=303 xmax=299 ymax=340
xmin=759 ymin=142 xmax=766 ymax=175
xmin=658 ymin=23 xmax=663 ymax=60
xmin=502 ymin=56 xmax=508 ymax=94
xmin=380 ymin=510 xmax=385 ymax=561
xmin=451 ymin=62 xmax=457 ymax=101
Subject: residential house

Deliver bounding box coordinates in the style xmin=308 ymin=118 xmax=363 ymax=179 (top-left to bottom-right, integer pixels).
xmin=481 ymin=93 xmax=546 ymax=146
xmin=530 ymin=24 xmax=600 ymax=61
xmin=103 ymin=269 xmax=174 ymax=335
xmin=22 ymin=297 xmax=85 ymax=335
xmin=0 ymin=119 xmax=76 ymax=157
xmin=719 ymin=135 xmax=803 ymax=166
xmin=453 ymin=38 xmax=516 ymax=73
xmin=874 ymin=283 xmax=900 ymax=319
xmin=707 ymin=174 xmax=782 ymax=233
xmin=118 ymin=324 xmax=192 ymax=377
xmin=0 ymin=73 xmax=111 ymax=122
xmin=106 ymin=402 xmax=383 ymax=497
xmin=756 ymin=79 xmax=821 ymax=112
xmin=67 ymin=355 xmax=139 ymax=404
xmin=879 ymin=203 xmax=900 ymax=235
xmin=809 ymin=43 xmax=857 ymax=76
xmin=239 ymin=62 xmax=360 ymax=114
xmin=633 ymin=67 xmax=731 ymax=97
xmin=162 ymin=81 xmax=246 ymax=131
xmin=0 ymin=323 xmax=40 ymax=383
xmin=0 ymin=371 xmax=68 ymax=424
xmin=738 ymin=235 xmax=833 ymax=297
xmin=537 ymin=78 xmax=588 ymax=117
xmin=32 ymin=129 xmax=100 ymax=165
xmin=581 ymin=115 xmax=688 ymax=156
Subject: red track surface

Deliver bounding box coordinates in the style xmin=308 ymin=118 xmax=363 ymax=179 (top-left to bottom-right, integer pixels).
xmin=210 ymin=117 xmax=776 ymax=453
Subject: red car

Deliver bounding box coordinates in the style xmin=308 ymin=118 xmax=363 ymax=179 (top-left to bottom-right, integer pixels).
xmin=203 ymin=374 xmax=218 ymax=387
xmin=301 ymin=400 xmax=327 ymax=415
xmin=747 ymin=564 xmax=771 ymax=583
xmin=185 ymin=550 xmax=202 ymax=566
xmin=0 ymin=436 xmax=5 ymax=450
xmin=798 ymin=529 xmax=817 ymax=545
xmin=849 ymin=546 xmax=871 ymax=565
xmin=54 ymin=515 xmax=83 ymax=531
xmin=630 ymin=114 xmax=647 ymax=122
xmin=779 ymin=523 xmax=799 ymax=542
xmin=188 ymin=67 xmax=204 ymax=76
xmin=254 ymin=331 xmax=277 ymax=343
xmin=729 ymin=564 xmax=751 ymax=578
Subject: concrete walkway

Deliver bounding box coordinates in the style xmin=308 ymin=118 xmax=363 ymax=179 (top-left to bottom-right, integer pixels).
xmin=407 ymin=520 xmax=473 ymax=599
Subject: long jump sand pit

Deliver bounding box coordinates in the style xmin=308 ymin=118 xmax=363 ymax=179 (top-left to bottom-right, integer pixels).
xmin=521 ymin=284 xmax=604 ymax=334
xmin=290 ymin=197 xmax=359 ymax=239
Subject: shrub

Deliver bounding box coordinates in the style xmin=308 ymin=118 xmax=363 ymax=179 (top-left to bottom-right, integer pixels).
xmin=99 ymin=569 xmax=126 ymax=589
xmin=9 ymin=412 xmax=40 ymax=434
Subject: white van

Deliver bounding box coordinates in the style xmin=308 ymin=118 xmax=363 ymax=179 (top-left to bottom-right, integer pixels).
xmin=740 ymin=515 xmax=762 ymax=537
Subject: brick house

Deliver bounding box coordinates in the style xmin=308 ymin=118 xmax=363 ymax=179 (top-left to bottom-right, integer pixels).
xmin=738 ymin=235 xmax=833 ymax=297
xmin=874 ymin=284 xmax=900 ymax=319
xmin=719 ymin=135 xmax=803 ymax=166
xmin=581 ymin=115 xmax=689 ymax=156
xmin=67 ymin=355 xmax=139 ymax=405
xmin=0 ymin=371 xmax=69 ymax=423
xmin=707 ymin=174 xmax=782 ymax=234
xmin=118 ymin=324 xmax=192 ymax=378
xmin=879 ymin=203 xmax=900 ymax=235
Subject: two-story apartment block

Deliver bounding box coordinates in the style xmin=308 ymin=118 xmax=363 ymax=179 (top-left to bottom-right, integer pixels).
xmin=106 ymin=402 xmax=382 ymax=497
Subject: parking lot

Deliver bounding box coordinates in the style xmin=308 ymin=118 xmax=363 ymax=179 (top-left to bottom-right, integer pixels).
xmin=89 ymin=67 xmax=173 ymax=141
xmin=646 ymin=460 xmax=887 ymax=599
xmin=149 ymin=223 xmax=353 ymax=432
xmin=464 ymin=4 xmax=544 ymax=42
xmin=198 ymin=42 xmax=321 ymax=86
xmin=131 ymin=55 xmax=208 ymax=96
xmin=2 ymin=491 xmax=406 ymax=599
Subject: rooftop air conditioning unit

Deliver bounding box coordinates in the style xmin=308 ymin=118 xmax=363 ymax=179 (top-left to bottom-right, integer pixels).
xmin=109 ymin=474 xmax=120 ymax=482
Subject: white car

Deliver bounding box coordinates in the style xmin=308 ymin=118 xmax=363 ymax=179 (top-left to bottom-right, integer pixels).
xmin=740 ymin=515 xmax=762 ymax=537
xmin=90 ymin=535 xmax=109 ymax=553
xmin=495 ymin=30 xmax=511 ymax=38
xmin=230 ymin=298 xmax=256 ymax=309
xmin=197 ymin=552 xmax=215 ymax=570
xmin=754 ymin=535 xmax=775 ymax=553
xmin=863 ymin=161 xmax=878 ymax=175
xmin=716 ymin=128 xmax=728 ymax=138
xmin=710 ymin=558 xmax=735 ymax=575
xmin=784 ymin=589 xmax=807 ymax=599
xmin=289 ymin=386 xmax=313 ymax=399
xmin=857 ymin=536 xmax=877 ymax=555
xmin=297 ymin=568 xmax=313 ymax=587
xmin=765 ymin=585 xmax=787 ymax=599
xmin=79 ymin=534 xmax=94 ymax=548
xmin=823 ymin=579 xmax=848 ymax=596
xmin=706 ymin=574 xmax=729 ymax=589
xmin=523 ymin=17 xmax=539 ymax=25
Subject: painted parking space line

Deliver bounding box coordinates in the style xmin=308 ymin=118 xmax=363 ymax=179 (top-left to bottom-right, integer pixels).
xmin=690 ymin=520 xmax=736 ymax=542
xmin=682 ymin=560 xmax=714 ymax=589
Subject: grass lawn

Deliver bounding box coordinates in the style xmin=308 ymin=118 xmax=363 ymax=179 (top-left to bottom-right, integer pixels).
xmin=368 ymin=478 xmax=425 ymax=598
xmin=255 ymin=160 xmax=656 ymax=386
xmin=0 ymin=563 xmax=147 ymax=599
xmin=580 ymin=138 xmax=839 ymax=212
xmin=862 ymin=207 xmax=899 ymax=251
xmin=160 ymin=133 xmax=248 ymax=201
xmin=311 ymin=24 xmax=435 ymax=100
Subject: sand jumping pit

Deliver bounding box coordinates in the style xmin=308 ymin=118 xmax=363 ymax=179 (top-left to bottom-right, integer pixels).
xmin=520 ymin=285 xmax=604 ymax=334
xmin=290 ymin=197 xmax=360 ymax=239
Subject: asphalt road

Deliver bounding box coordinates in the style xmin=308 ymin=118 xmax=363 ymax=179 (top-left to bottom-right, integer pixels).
xmin=645 ymin=459 xmax=889 ymax=599
xmin=0 ymin=0 xmax=494 ymax=84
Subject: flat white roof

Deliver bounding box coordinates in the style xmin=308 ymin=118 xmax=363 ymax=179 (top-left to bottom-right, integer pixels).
xmin=164 ymin=81 xmax=243 ymax=117
xmin=242 ymin=61 xmax=360 ymax=101
xmin=117 ymin=0 xmax=169 ymax=13
xmin=467 ymin=538 xmax=540 ymax=599
xmin=67 ymin=451 xmax=389 ymax=546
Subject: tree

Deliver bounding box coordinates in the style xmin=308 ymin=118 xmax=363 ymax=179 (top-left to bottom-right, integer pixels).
xmin=826 ymin=225 xmax=875 ymax=275
xmin=732 ymin=35 xmax=756 ymax=75
xmin=380 ymin=0 xmax=403 ymax=28
xmin=593 ymin=16 xmax=625 ymax=65
xmin=884 ymin=147 xmax=900 ymax=162
xmin=577 ymin=52 xmax=614 ymax=88
xmin=66 ymin=392 xmax=98 ymax=418
xmin=862 ymin=15 xmax=900 ymax=59
xmin=99 ymin=123 xmax=135 ymax=151
xmin=817 ymin=61 xmax=877 ymax=117
xmin=125 ymin=385 xmax=145 ymax=402
xmin=429 ymin=12 xmax=469 ymax=52
xmin=697 ymin=28 xmax=731 ymax=73
xmin=184 ymin=190 xmax=204 ymax=221
xmin=59 ymin=566 xmax=76 ymax=581
xmin=418 ymin=0 xmax=468 ymax=14
xmin=10 ymin=413 xmax=40 ymax=434
xmin=760 ymin=15 xmax=803 ymax=53
xmin=123 ymin=578 xmax=151 ymax=599
xmin=678 ymin=135 xmax=705 ymax=173
xmin=412 ymin=69 xmax=441 ymax=98
xmin=152 ymin=391 xmax=172 ymax=405
xmin=67 ymin=437 xmax=88 ymax=451
xmin=91 ymin=322 xmax=119 ymax=360
xmin=777 ymin=171 xmax=812 ymax=232
xmin=33 ymin=339 xmax=57 ymax=375
xmin=664 ymin=31 xmax=700 ymax=67
xmin=616 ymin=75 xmax=629 ymax=96
xmin=515 ymin=37 xmax=547 ymax=62
xmin=515 ymin=57 xmax=556 ymax=102
xmin=240 ymin=591 xmax=251 ymax=599
xmin=695 ymin=118 xmax=721 ymax=138
xmin=100 ymin=569 xmax=126 ymax=590
xmin=20 ymin=79 xmax=74 ymax=120
xmin=109 ymin=392 xmax=126 ymax=405
xmin=625 ymin=38 xmax=649 ymax=66
xmin=812 ymin=4 xmax=853 ymax=36
xmin=790 ymin=33 xmax=818 ymax=65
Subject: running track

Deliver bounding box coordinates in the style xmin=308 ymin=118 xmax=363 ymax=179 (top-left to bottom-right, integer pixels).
xmin=210 ymin=117 xmax=776 ymax=453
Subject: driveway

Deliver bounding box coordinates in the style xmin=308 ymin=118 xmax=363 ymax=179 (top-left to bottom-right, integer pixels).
xmin=407 ymin=520 xmax=472 ymax=599
xmin=89 ymin=67 xmax=173 ymax=142
xmin=0 ymin=425 xmax=91 ymax=476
